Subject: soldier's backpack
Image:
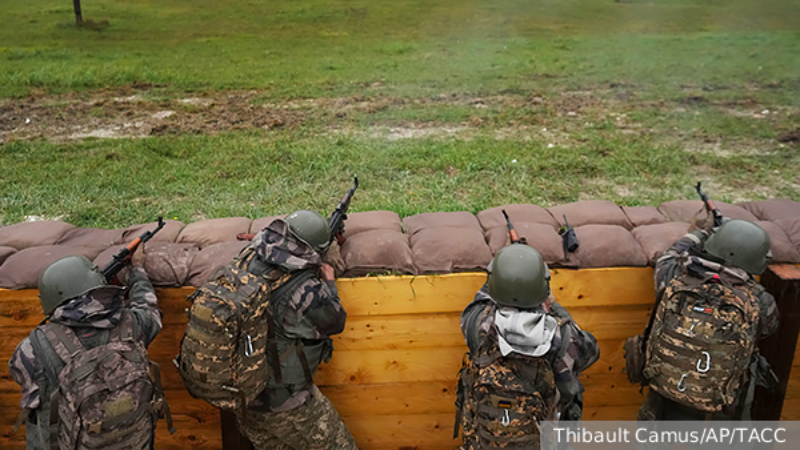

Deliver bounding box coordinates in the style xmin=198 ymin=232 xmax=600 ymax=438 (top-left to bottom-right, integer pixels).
xmin=642 ymin=272 xmax=761 ymax=413
xmin=28 ymin=310 xmax=173 ymax=450
xmin=175 ymin=246 xmax=298 ymax=411
xmin=454 ymin=306 xmax=560 ymax=450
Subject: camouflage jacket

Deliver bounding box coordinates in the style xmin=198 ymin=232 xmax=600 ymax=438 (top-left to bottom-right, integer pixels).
xmin=461 ymin=285 xmax=600 ymax=412
xmin=249 ymin=219 xmax=347 ymax=411
xmin=8 ymin=266 xmax=161 ymax=411
xmin=654 ymin=232 xmax=779 ymax=339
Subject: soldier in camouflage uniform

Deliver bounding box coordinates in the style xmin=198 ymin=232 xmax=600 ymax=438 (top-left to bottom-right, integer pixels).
xmin=235 ymin=210 xmax=358 ymax=450
xmin=637 ymin=219 xmax=779 ymax=421
xmin=8 ymin=252 xmax=162 ymax=450
xmin=456 ymin=244 xmax=600 ymax=449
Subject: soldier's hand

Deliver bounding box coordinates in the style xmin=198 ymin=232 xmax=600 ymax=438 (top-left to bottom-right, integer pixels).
xmin=320 ymin=263 xmax=335 ymax=281
xmin=129 ymin=244 xmax=147 ymax=267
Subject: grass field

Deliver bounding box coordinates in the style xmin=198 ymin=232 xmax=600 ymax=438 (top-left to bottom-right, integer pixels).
xmin=1 ymin=0 xmax=799 ymax=227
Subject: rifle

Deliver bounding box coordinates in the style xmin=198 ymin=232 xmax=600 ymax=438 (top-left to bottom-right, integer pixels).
xmin=560 ymin=215 xmax=579 ymax=259
xmin=102 ymin=217 xmax=165 ymax=281
xmin=236 ymin=177 xmax=359 ymax=246
xmin=328 ymin=176 xmax=359 ymax=246
xmin=501 ymin=209 xmax=526 ymax=245
xmin=695 ymin=182 xmax=724 ymax=228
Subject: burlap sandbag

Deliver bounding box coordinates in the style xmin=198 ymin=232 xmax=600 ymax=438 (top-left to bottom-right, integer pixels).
xmin=484 ymin=224 xmax=564 ymax=264
xmin=341 ymin=211 xmax=403 ymax=239
xmin=94 ymin=242 xmax=199 ymax=286
xmin=754 ymin=221 xmax=800 ymax=264
xmin=0 ymin=245 xmax=106 ymax=289
xmin=57 ymin=227 xmax=125 ymax=248
xmin=410 ymin=228 xmax=493 ymax=274
xmin=632 ymin=222 xmax=691 ymax=266
xmin=403 ymin=212 xmax=481 ymax=236
xmin=341 ymin=230 xmax=415 ymax=277
xmin=0 ymin=221 xmax=76 ymax=250
xmin=0 ymin=246 xmax=17 ymax=266
xmin=476 ymin=204 xmax=559 ymax=231
xmin=775 ymin=217 xmax=800 ymax=249
xmin=120 ymin=220 xmax=186 ymax=244
xmin=176 ymin=217 xmax=253 ymax=249
xmin=738 ymin=199 xmax=800 ymax=222
xmin=658 ymin=200 xmax=758 ymax=229
xmin=250 ymin=215 xmax=286 ymax=235
xmin=548 ymin=201 xmax=633 ymax=230
xmin=622 ymin=206 xmax=667 ymax=227
xmin=567 ymin=225 xmax=648 ymax=268
xmin=187 ymin=241 xmax=250 ymax=286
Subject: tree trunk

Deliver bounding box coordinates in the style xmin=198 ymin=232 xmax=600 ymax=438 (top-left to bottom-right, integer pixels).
xmin=73 ymin=0 xmax=83 ymax=25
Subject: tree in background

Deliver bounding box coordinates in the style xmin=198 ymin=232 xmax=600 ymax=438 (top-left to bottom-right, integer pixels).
xmin=73 ymin=0 xmax=82 ymax=25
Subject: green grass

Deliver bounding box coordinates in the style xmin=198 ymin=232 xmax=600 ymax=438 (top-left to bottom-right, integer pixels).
xmin=1 ymin=0 xmax=799 ymax=101
xmin=1 ymin=0 xmax=799 ymax=228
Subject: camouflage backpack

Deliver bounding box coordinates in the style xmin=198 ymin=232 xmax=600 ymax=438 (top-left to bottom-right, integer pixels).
xmin=176 ymin=246 xmax=297 ymax=411
xmin=454 ymin=306 xmax=559 ymax=450
xmin=31 ymin=310 xmax=173 ymax=450
xmin=643 ymin=272 xmax=761 ymax=413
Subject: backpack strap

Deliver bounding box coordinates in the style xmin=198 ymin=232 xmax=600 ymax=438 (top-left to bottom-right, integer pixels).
xmin=41 ymin=323 xmax=84 ymax=364
xmin=108 ymin=310 xmax=136 ymax=343
xmin=48 ymin=389 xmax=60 ymax=450
xmin=294 ymin=340 xmax=314 ymax=383
xmin=149 ymin=360 xmax=177 ymax=435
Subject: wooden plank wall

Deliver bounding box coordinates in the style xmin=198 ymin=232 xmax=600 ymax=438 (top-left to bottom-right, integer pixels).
xmin=1 ymin=268 xmax=798 ymax=449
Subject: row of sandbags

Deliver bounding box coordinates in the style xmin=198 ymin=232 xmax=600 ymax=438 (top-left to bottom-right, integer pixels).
xmin=0 ymin=199 xmax=799 ymax=289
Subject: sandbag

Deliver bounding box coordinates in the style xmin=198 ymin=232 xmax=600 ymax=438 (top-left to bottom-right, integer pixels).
xmin=476 ymin=204 xmax=559 ymax=231
xmin=754 ymin=221 xmax=800 ymax=264
xmin=632 ymin=222 xmax=691 ymax=266
xmin=56 ymin=227 xmax=125 ymax=247
xmin=410 ymin=228 xmax=493 ymax=274
xmin=176 ymin=217 xmax=252 ymax=248
xmin=186 ymin=240 xmax=250 ymax=286
xmin=0 ymin=245 xmax=106 ymax=289
xmin=548 ymin=200 xmax=633 ymax=230
xmin=0 ymin=221 xmax=76 ymax=250
xmin=0 ymin=246 xmax=17 ymax=266
xmin=658 ymin=200 xmax=758 ymax=229
xmin=484 ymin=223 xmax=564 ymax=264
xmin=568 ymin=225 xmax=648 ymax=268
xmin=120 ymin=219 xmax=186 ymax=243
xmin=403 ymin=211 xmax=481 ymax=236
xmin=250 ymin=215 xmax=286 ymax=234
xmin=94 ymin=242 xmax=199 ymax=286
xmin=738 ymin=199 xmax=800 ymax=222
xmin=622 ymin=206 xmax=667 ymax=227
xmin=341 ymin=230 xmax=416 ymax=277
xmin=341 ymin=211 xmax=403 ymax=239
xmin=775 ymin=217 xmax=800 ymax=249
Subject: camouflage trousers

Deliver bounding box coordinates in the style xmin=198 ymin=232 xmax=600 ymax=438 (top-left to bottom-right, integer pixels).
xmin=236 ymin=385 xmax=358 ymax=450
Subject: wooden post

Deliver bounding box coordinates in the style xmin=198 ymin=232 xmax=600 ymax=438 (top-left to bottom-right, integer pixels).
xmin=220 ymin=410 xmax=254 ymax=450
xmin=73 ymin=0 xmax=83 ymax=25
xmin=752 ymin=264 xmax=800 ymax=420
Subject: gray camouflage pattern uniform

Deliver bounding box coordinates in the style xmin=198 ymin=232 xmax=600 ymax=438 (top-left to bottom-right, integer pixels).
xmin=8 ymin=266 xmax=162 ymax=450
xmin=638 ymin=231 xmax=780 ymax=421
xmin=462 ymin=285 xmax=600 ymax=420
xmin=235 ymin=219 xmax=357 ymax=450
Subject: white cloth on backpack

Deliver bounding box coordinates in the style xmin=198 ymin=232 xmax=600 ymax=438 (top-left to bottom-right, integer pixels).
xmin=494 ymin=307 xmax=558 ymax=357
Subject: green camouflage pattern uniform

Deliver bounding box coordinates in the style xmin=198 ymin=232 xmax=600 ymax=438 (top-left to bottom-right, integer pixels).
xmin=457 ymin=285 xmax=599 ymax=449
xmin=638 ymin=232 xmax=779 ymax=421
xmin=235 ymin=219 xmax=357 ymax=450
xmin=8 ymin=266 xmax=162 ymax=450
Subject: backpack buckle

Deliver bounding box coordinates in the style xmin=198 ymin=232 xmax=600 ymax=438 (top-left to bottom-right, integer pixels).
xmin=677 ymin=374 xmax=688 ymax=392
xmin=697 ymin=351 xmax=711 ymax=374
xmin=501 ymin=409 xmax=510 ymax=427
xmin=244 ymin=335 xmax=254 ymax=357
xmin=88 ymin=422 xmax=102 ymax=434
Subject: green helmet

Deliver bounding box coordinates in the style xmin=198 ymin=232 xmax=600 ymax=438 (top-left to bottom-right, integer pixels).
xmin=487 ymin=244 xmax=551 ymax=308
xmin=704 ymin=219 xmax=772 ymax=275
xmin=285 ymin=209 xmax=331 ymax=254
xmin=38 ymin=255 xmax=106 ymax=316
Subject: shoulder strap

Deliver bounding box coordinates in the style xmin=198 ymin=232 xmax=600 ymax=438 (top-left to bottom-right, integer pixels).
xmin=40 ymin=322 xmax=84 ymax=365
xmin=108 ymin=310 xmax=136 ymax=343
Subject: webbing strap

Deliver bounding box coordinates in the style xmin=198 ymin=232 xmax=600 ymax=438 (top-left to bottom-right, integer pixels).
xmin=295 ymin=340 xmax=313 ymax=383
xmin=150 ymin=361 xmax=176 ymax=435
xmin=266 ymin=310 xmax=282 ymax=384
xmin=43 ymin=323 xmax=83 ymax=363
xmin=48 ymin=390 xmax=60 ymax=450
xmin=13 ymin=408 xmax=29 ymax=433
